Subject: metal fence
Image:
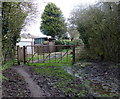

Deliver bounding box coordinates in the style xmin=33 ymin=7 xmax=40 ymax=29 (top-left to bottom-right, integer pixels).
xmin=17 ymin=45 xmax=76 ymax=65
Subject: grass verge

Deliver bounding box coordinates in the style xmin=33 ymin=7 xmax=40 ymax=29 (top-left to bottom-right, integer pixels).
xmin=27 ymin=56 xmax=88 ymax=97
xmin=0 ymin=61 xmax=13 ymax=81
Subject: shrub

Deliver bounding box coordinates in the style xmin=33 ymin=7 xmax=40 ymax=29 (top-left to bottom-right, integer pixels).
xmin=55 ymin=40 xmax=81 ymax=46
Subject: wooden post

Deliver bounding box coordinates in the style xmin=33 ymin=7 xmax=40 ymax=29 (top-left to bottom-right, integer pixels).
xmin=55 ymin=46 xmax=56 ymax=63
xmin=37 ymin=46 xmax=39 ymax=62
xmin=17 ymin=45 xmax=20 ymax=65
xmin=43 ymin=45 xmax=45 ymax=63
xmin=67 ymin=47 xmax=68 ymax=63
xmin=72 ymin=45 xmax=75 ymax=65
xmin=49 ymin=45 xmax=50 ymax=63
xmin=12 ymin=48 xmax=14 ymax=66
xmin=61 ymin=51 xmax=62 ymax=63
xmin=23 ymin=46 xmax=26 ymax=64
xmin=32 ymin=45 xmax=33 ymax=63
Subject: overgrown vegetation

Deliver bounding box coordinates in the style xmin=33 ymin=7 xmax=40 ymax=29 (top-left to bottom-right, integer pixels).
xmin=2 ymin=2 xmax=34 ymax=63
xmin=69 ymin=2 xmax=120 ymax=62
xmin=0 ymin=61 xmax=13 ymax=80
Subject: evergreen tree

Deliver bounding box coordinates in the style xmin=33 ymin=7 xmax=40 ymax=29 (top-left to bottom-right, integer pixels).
xmin=40 ymin=3 xmax=67 ymax=38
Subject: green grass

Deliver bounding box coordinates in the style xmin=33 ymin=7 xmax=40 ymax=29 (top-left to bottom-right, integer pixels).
xmin=0 ymin=61 xmax=13 ymax=71
xmin=45 ymin=54 xmax=72 ymax=63
xmin=0 ymin=61 xmax=13 ymax=81
xmin=27 ymin=53 xmax=50 ymax=61
xmin=27 ymin=49 xmax=72 ymax=62
xmin=27 ymin=54 xmax=72 ymax=67
xmin=27 ymin=55 xmax=87 ymax=96
xmin=34 ymin=65 xmax=87 ymax=96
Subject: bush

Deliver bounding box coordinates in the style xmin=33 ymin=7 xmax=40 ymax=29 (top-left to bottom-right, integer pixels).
xmin=70 ymin=3 xmax=120 ymax=62
xmin=55 ymin=40 xmax=72 ymax=51
xmin=43 ymin=41 xmax=49 ymax=45
xmin=55 ymin=40 xmax=81 ymax=46
xmin=55 ymin=39 xmax=83 ymax=52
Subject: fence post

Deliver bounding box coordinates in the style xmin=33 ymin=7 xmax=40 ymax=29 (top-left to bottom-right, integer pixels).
xmin=43 ymin=45 xmax=45 ymax=63
xmin=32 ymin=45 xmax=33 ymax=63
xmin=17 ymin=45 xmax=20 ymax=65
xmin=72 ymin=45 xmax=75 ymax=65
xmin=12 ymin=48 xmax=14 ymax=66
xmin=23 ymin=46 xmax=26 ymax=64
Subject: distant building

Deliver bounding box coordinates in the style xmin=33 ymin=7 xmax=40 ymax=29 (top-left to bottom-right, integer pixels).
xmin=33 ymin=37 xmax=56 ymax=54
xmin=34 ymin=37 xmax=51 ymax=45
xmin=34 ymin=37 xmax=56 ymax=45
xmin=16 ymin=33 xmax=51 ymax=54
xmin=16 ymin=33 xmax=36 ymax=54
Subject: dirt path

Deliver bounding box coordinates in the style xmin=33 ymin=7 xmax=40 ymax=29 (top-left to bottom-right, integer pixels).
xmin=12 ymin=66 xmax=46 ymax=97
xmin=2 ymin=68 xmax=31 ymax=97
xmin=3 ymin=66 xmax=64 ymax=97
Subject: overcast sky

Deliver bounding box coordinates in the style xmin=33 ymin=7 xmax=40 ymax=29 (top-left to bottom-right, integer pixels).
xmin=21 ymin=0 xmax=98 ymax=36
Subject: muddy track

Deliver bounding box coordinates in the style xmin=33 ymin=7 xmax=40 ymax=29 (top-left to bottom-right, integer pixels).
xmin=22 ymin=66 xmax=65 ymax=97
xmin=12 ymin=66 xmax=47 ymax=97
xmin=2 ymin=66 xmax=47 ymax=97
xmin=2 ymin=66 xmax=65 ymax=97
xmin=2 ymin=68 xmax=31 ymax=97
